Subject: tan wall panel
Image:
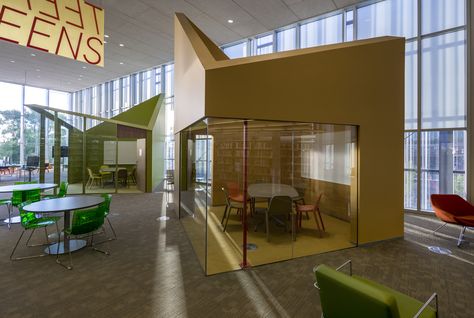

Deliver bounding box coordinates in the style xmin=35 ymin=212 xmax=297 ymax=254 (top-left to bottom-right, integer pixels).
xmin=203 ymin=39 xmax=405 ymax=244
xmin=174 ymin=16 xmax=206 ymax=133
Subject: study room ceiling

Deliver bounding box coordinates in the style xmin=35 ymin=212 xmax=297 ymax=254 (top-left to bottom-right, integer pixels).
xmin=0 ymin=0 xmax=362 ymax=93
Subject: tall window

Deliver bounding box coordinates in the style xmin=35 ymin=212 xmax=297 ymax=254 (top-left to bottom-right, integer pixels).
xmin=223 ymin=41 xmax=248 ymax=58
xmin=300 ymin=14 xmax=343 ymax=48
xmin=255 ymin=34 xmax=273 ymax=55
xmin=277 ymin=28 xmax=296 ymax=52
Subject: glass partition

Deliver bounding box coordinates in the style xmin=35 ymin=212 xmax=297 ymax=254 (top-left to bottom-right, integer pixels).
xmin=179 ymin=120 xmax=208 ymax=272
xmin=180 ymin=118 xmax=358 ymax=275
xmin=19 ymin=106 xmax=146 ymax=194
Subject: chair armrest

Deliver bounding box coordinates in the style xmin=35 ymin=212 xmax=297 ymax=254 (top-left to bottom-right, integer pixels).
xmin=313 ymin=260 xmax=352 ymax=290
xmin=413 ymin=293 xmax=438 ymax=318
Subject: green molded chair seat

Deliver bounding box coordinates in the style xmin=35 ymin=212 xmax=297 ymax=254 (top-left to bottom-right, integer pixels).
xmin=66 ymin=205 xmax=105 ymax=236
xmin=42 ymin=182 xmax=68 ymax=200
xmin=315 ymin=264 xmax=437 ymax=318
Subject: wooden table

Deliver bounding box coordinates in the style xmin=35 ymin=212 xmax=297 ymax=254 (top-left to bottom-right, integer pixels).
xmin=23 ymin=196 xmax=104 ymax=256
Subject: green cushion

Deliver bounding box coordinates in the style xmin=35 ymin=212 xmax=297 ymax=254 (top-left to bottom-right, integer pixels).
xmin=353 ymin=276 xmax=436 ymax=318
xmin=315 ymin=265 xmax=437 ymax=318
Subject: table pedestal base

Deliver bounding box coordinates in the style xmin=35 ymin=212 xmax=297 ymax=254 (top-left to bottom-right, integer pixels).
xmin=3 ymin=216 xmax=21 ymax=224
xmin=45 ymin=240 xmax=87 ymax=255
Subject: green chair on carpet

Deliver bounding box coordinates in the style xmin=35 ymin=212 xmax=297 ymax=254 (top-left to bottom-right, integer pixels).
xmin=314 ymin=260 xmax=438 ymax=318
xmin=42 ymin=181 xmax=68 ymax=200
xmin=57 ymin=198 xmax=110 ymax=269
xmin=10 ymin=201 xmax=60 ymax=261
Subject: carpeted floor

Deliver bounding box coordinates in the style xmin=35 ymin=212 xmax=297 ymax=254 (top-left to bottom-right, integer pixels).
xmin=0 ymin=193 xmax=472 ymax=317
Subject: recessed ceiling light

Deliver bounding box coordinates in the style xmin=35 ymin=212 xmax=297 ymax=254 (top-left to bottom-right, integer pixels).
xmin=31 ymin=53 xmax=36 ymax=57
xmin=10 ymin=60 xmax=15 ymax=63
xmin=104 ymin=34 xmax=109 ymax=38
xmin=78 ymin=78 xmax=82 ymax=81
xmin=120 ymin=62 xmax=124 ymax=65
xmin=82 ymin=66 xmax=87 ymax=69
xmin=119 ymin=43 xmax=124 ymax=47
xmin=104 ymin=41 xmax=108 ymax=44
xmin=227 ymin=19 xmax=234 ymax=23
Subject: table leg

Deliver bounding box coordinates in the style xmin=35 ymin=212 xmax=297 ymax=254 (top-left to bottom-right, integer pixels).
xmin=45 ymin=211 xmax=86 ymax=255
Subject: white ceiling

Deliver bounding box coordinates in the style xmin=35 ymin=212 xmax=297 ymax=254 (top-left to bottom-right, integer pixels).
xmin=0 ymin=0 xmax=362 ymax=92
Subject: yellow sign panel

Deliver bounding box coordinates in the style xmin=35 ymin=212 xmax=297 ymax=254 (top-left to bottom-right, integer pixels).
xmin=0 ymin=0 xmax=104 ymax=66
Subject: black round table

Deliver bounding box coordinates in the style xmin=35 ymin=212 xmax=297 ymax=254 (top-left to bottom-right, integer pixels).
xmin=23 ymin=195 xmax=105 ymax=255
xmin=0 ymin=183 xmax=58 ymax=225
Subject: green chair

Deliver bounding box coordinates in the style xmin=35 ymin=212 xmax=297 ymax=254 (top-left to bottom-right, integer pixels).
xmin=57 ymin=198 xmax=110 ymax=269
xmin=10 ymin=201 xmax=60 ymax=261
xmin=314 ymin=260 xmax=438 ymax=318
xmin=8 ymin=182 xmax=39 ymax=225
xmin=42 ymin=181 xmax=68 ymax=200
xmin=102 ymin=194 xmax=117 ymax=241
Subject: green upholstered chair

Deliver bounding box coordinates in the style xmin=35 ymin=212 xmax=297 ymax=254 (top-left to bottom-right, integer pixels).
xmin=10 ymin=201 xmax=60 ymax=261
xmin=42 ymin=181 xmax=68 ymax=200
xmin=314 ymin=261 xmax=438 ymax=318
xmin=57 ymin=198 xmax=110 ymax=269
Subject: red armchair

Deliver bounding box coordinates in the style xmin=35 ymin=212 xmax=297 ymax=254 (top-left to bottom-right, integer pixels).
xmin=430 ymin=194 xmax=474 ymax=247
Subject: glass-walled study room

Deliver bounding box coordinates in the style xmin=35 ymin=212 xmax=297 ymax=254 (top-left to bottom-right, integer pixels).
xmin=179 ymin=118 xmax=358 ymax=275
xmin=0 ymin=104 xmax=148 ymax=195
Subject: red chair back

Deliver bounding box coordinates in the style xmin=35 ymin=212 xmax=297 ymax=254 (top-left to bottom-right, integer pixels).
xmin=430 ymin=194 xmax=474 ymax=224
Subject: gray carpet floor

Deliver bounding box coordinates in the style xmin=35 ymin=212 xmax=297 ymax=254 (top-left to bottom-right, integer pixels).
xmin=0 ymin=193 xmax=472 ymax=317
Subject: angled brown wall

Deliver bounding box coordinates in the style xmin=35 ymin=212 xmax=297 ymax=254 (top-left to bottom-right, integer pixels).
xmin=174 ymin=13 xmax=405 ymax=244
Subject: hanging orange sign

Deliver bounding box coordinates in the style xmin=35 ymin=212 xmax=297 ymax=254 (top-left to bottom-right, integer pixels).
xmin=0 ymin=0 xmax=104 ymax=66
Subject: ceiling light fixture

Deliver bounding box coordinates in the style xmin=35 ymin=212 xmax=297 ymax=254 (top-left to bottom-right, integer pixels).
xmin=120 ymin=62 xmax=124 ymax=65
xmin=104 ymin=34 xmax=109 ymax=38
xmin=104 ymin=41 xmax=108 ymax=44
xmin=31 ymin=53 xmax=36 ymax=57
xmin=10 ymin=60 xmax=15 ymax=63
xmin=82 ymin=66 xmax=87 ymax=69
xmin=119 ymin=43 xmax=124 ymax=47
xmin=227 ymin=19 xmax=234 ymax=23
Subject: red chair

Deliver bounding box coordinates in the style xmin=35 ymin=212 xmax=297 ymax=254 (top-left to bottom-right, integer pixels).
xmin=430 ymin=194 xmax=474 ymax=247
xmin=296 ymin=193 xmax=324 ymax=237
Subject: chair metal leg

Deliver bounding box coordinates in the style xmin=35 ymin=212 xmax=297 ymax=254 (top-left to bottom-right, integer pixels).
xmin=265 ymin=211 xmax=270 ymax=242
xmin=10 ymin=230 xmax=25 ymax=260
xmin=91 ymin=228 xmax=110 ymax=255
xmin=457 ymin=226 xmax=466 ymax=247
xmin=221 ymin=205 xmax=228 ymax=225
xmin=10 ymin=228 xmax=50 ymax=261
xmin=223 ymin=207 xmax=233 ymax=232
xmin=432 ymin=222 xmax=447 ymax=235
xmin=106 ymin=217 xmax=117 ymax=240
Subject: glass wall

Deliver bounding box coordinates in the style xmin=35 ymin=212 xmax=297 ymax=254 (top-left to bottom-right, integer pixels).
xmin=181 ymin=118 xmax=357 ymax=275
